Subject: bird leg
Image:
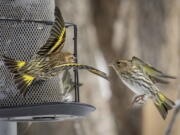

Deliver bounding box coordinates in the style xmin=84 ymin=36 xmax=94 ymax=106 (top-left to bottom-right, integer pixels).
xmin=132 ymin=94 xmax=146 ymax=105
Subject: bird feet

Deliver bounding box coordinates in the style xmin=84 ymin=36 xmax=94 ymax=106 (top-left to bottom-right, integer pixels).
xmin=132 ymin=94 xmax=146 ymax=105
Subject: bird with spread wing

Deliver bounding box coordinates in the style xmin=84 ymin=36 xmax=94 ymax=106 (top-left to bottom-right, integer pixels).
xmin=111 ymin=56 xmax=175 ymax=119
xmin=2 ymin=7 xmax=108 ymax=96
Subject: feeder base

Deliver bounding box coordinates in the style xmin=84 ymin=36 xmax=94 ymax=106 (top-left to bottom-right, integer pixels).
xmin=0 ymin=102 xmax=95 ymax=122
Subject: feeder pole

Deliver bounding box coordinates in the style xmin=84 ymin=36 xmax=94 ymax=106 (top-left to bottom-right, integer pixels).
xmin=0 ymin=0 xmax=54 ymax=134
xmin=0 ymin=122 xmax=17 ymax=135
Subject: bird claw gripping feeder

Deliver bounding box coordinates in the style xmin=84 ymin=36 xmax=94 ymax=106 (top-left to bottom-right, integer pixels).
xmin=0 ymin=0 xmax=95 ymax=122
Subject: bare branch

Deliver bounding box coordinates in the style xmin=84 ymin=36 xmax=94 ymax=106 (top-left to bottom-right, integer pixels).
xmin=165 ymin=101 xmax=180 ymax=135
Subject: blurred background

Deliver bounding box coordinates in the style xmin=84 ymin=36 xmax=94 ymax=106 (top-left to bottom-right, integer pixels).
xmin=17 ymin=0 xmax=180 ymax=135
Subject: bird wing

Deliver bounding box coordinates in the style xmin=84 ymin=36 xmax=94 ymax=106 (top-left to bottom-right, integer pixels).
xmin=149 ymin=76 xmax=170 ymax=84
xmin=37 ymin=7 xmax=66 ymax=56
xmin=132 ymin=56 xmax=176 ymax=84
xmin=52 ymin=63 xmax=109 ymax=80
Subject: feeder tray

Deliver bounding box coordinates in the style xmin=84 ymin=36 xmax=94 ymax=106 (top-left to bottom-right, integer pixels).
xmin=0 ymin=103 xmax=95 ymax=122
xmin=0 ymin=0 xmax=95 ymax=122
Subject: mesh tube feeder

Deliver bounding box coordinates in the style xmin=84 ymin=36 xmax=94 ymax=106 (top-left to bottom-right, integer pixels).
xmin=0 ymin=0 xmax=95 ymax=122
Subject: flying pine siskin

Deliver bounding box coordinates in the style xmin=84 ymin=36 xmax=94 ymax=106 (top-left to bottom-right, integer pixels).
xmin=2 ymin=7 xmax=108 ymax=96
xmin=111 ymin=57 xmax=175 ymax=119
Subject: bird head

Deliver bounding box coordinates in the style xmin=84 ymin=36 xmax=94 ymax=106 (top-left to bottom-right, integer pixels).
xmin=112 ymin=59 xmax=132 ymax=73
xmin=64 ymin=52 xmax=75 ymax=63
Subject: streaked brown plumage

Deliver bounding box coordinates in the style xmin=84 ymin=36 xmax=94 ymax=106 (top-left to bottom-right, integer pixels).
xmin=111 ymin=57 xmax=175 ymax=119
xmin=60 ymin=70 xmax=82 ymax=101
xmin=2 ymin=7 xmax=108 ymax=96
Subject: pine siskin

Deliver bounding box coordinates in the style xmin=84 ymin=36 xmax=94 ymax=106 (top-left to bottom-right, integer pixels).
xmin=111 ymin=57 xmax=175 ymax=119
xmin=60 ymin=70 xmax=82 ymax=101
xmin=2 ymin=7 xmax=108 ymax=96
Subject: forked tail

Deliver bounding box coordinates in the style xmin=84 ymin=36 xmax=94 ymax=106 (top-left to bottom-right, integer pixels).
xmin=2 ymin=55 xmax=35 ymax=96
xmin=154 ymin=92 xmax=175 ymax=120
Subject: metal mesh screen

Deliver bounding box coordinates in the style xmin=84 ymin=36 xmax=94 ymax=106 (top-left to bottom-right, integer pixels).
xmin=0 ymin=0 xmax=54 ymax=20
xmin=0 ymin=0 xmax=74 ymax=107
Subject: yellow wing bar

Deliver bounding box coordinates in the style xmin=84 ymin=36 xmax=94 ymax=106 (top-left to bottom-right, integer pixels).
xmin=48 ymin=27 xmax=66 ymax=54
xmin=37 ymin=7 xmax=66 ymax=56
xmin=52 ymin=63 xmax=109 ymax=80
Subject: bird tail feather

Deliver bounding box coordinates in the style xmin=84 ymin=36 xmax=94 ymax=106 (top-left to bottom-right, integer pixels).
xmin=2 ymin=55 xmax=35 ymax=96
xmin=154 ymin=92 xmax=175 ymax=119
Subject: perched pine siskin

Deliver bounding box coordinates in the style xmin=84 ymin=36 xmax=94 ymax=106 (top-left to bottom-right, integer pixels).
xmin=2 ymin=7 xmax=108 ymax=96
xmin=60 ymin=70 xmax=82 ymax=101
xmin=111 ymin=57 xmax=175 ymax=119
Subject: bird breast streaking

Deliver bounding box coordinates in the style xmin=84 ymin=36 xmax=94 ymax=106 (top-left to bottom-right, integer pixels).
xmin=2 ymin=7 xmax=109 ymax=97
xmin=111 ymin=56 xmax=175 ymax=120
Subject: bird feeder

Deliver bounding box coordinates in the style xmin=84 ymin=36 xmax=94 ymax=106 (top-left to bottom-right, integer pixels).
xmin=0 ymin=0 xmax=95 ymax=122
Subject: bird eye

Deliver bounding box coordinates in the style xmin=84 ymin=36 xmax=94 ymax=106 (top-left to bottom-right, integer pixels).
xmin=117 ymin=61 xmax=121 ymax=64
